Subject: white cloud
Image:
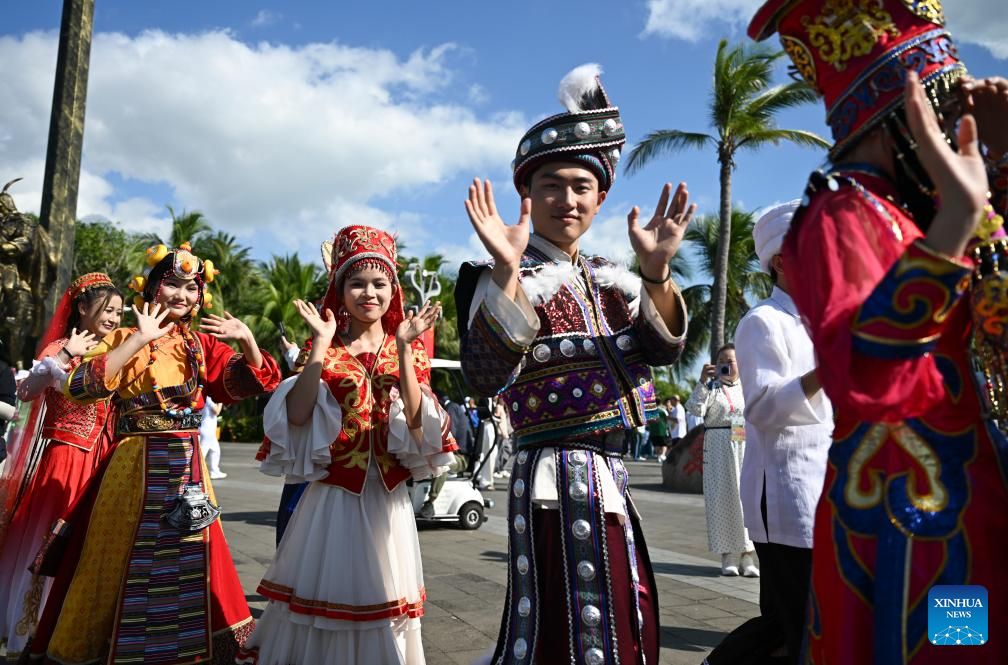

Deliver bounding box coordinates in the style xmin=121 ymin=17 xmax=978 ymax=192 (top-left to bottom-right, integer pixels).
xmin=0 ymin=30 xmax=524 ymax=261
xmin=642 ymin=0 xmax=761 ymax=42
xmin=642 ymin=0 xmax=1008 ymax=59
xmin=468 ymin=83 xmax=488 ymax=104
xmin=251 ymin=10 xmax=281 ymax=28
xmin=946 ymin=1 xmax=1008 ymax=59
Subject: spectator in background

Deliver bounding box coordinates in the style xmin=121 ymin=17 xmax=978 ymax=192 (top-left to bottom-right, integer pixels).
xmin=492 ymin=395 xmax=513 ymax=478
xmin=444 ymin=397 xmax=475 ymax=459
xmin=464 ymin=395 xmax=480 ymax=431
xmin=706 ymin=201 xmax=833 ymax=665
xmin=648 ymin=399 xmax=670 ymax=463
xmin=665 ymin=395 xmax=686 ymax=451
xmin=687 ymin=344 xmax=758 ymax=577
xmin=199 ymin=396 xmax=226 ymax=479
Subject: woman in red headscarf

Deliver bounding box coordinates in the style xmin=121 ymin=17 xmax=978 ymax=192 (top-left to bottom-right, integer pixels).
xmin=26 ymin=243 xmax=281 ymax=665
xmin=0 ymin=272 xmax=122 ymax=660
xmin=237 ymin=225 xmax=457 ymax=665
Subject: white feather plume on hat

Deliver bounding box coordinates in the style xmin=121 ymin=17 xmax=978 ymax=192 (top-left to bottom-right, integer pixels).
xmin=557 ymin=63 xmax=610 ymax=113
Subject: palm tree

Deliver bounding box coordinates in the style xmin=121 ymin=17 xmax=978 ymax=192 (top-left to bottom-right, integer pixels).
xmin=675 ymin=210 xmax=772 ymax=378
xmin=248 ymin=254 xmax=328 ymax=350
xmin=166 ymin=207 xmax=212 ymax=249
xmin=199 ymin=231 xmax=257 ymax=313
xmin=624 ymin=38 xmax=828 ymax=361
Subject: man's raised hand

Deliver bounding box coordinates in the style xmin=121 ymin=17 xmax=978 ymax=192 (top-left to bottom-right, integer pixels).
xmin=464 ymin=178 xmax=530 ymax=269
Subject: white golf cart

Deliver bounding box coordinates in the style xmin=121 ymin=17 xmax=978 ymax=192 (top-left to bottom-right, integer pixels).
xmin=407 ymin=358 xmax=495 ymax=530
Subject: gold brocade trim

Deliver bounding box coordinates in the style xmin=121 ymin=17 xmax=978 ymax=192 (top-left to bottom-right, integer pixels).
xmin=890 ymin=422 xmax=947 ymax=512
xmin=901 ymin=0 xmax=944 ymax=25
xmin=14 ymin=574 xmax=43 ymax=636
xmin=845 ymin=423 xmax=888 ymax=509
xmin=844 ymin=421 xmax=949 ymax=513
xmin=852 ymin=329 xmax=942 ymax=346
xmin=782 ymin=35 xmax=818 ymax=86
xmin=802 ymin=0 xmax=899 ymax=72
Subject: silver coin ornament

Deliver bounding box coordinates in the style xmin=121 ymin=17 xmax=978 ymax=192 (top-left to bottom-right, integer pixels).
xmin=572 ymin=519 xmax=591 ymax=540
xmin=514 ymin=514 xmax=527 ymax=534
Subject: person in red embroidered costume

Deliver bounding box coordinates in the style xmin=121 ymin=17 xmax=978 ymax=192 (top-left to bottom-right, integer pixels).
xmin=747 ymin=1 xmax=1008 ymax=662
xmin=0 ymin=272 xmax=122 ymax=660
xmin=25 ymin=243 xmax=281 ymax=665
xmin=238 ymin=225 xmax=457 ymax=665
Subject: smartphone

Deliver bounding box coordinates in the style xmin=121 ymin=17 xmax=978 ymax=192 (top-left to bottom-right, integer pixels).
xmin=277 ymin=321 xmax=287 ymax=339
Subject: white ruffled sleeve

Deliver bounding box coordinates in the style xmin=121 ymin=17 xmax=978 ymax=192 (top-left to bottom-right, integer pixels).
xmin=260 ymin=376 xmax=342 ymax=483
xmin=18 ymin=356 xmax=70 ymax=402
xmin=387 ymin=386 xmax=455 ymax=481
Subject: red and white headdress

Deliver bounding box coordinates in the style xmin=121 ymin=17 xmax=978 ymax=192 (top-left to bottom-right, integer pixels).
xmin=321 ymin=225 xmax=404 ymax=334
xmin=748 ymin=0 xmax=964 ymax=158
xmin=37 ymin=272 xmax=116 ymax=353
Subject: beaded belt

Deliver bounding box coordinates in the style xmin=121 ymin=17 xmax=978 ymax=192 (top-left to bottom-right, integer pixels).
xmin=517 ymin=429 xmax=628 ymax=456
xmin=118 ymin=412 xmax=203 ymax=435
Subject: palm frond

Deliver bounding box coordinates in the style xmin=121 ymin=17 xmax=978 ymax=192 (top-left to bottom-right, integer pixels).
xmin=742 ymin=81 xmax=821 ymax=122
xmin=737 ymin=128 xmax=831 ymax=151
xmin=623 ymin=130 xmax=714 ymax=176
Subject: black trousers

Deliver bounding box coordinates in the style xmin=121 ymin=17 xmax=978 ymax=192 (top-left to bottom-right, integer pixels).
xmin=706 ymin=481 xmax=813 ymax=665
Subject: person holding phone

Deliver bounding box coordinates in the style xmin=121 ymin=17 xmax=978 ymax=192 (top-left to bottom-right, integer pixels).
xmin=686 ymin=343 xmax=758 ymax=577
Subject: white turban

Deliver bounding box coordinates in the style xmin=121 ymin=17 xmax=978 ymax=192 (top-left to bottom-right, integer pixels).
xmin=753 ymin=199 xmax=802 ymax=274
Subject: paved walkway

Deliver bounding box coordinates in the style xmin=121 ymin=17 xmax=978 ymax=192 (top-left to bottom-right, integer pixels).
xmin=216 ymin=445 xmax=760 ymax=664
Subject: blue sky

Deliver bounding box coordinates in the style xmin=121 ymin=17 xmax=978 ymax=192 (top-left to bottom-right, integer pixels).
xmin=3 ymin=1 xmax=1005 ymax=277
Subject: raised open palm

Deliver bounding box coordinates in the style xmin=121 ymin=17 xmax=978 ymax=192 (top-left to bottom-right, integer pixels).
xmin=628 ymin=182 xmax=696 ymax=278
xmin=199 ymin=311 xmax=252 ymax=343
xmin=464 ymin=178 xmax=531 ymax=267
xmin=293 ymin=299 xmax=337 ymax=344
xmin=64 ymin=328 xmax=98 ymax=357
xmin=135 ymin=302 xmax=173 ymax=344
xmin=397 ymin=300 xmax=442 ymax=346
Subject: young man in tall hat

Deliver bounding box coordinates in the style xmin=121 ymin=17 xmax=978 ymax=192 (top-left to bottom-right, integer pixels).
xmin=748 ymin=1 xmax=1008 ymax=662
xmin=456 ymin=64 xmax=692 ymax=665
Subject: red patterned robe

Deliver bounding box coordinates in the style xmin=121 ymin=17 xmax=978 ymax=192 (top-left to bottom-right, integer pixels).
xmin=0 ymin=340 xmax=114 ymax=659
xmin=783 ymin=167 xmax=1008 ymax=663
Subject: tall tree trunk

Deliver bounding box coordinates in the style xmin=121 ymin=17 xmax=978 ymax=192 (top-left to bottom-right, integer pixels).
xmin=709 ymin=157 xmax=732 ymax=362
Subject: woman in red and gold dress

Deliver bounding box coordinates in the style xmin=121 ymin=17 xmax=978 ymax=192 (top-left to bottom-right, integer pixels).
xmin=0 ymin=273 xmax=122 ymax=660
xmin=26 ymin=243 xmax=281 ymax=665
xmin=238 ymin=225 xmax=456 ymax=665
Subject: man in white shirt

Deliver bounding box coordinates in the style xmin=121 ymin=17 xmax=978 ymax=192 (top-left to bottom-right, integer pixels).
xmin=705 ymin=201 xmax=833 ymax=665
xmin=665 ymin=395 xmax=686 ymax=441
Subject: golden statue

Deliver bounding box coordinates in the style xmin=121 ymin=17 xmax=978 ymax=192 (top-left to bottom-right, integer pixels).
xmin=0 ymin=178 xmax=55 ymax=367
